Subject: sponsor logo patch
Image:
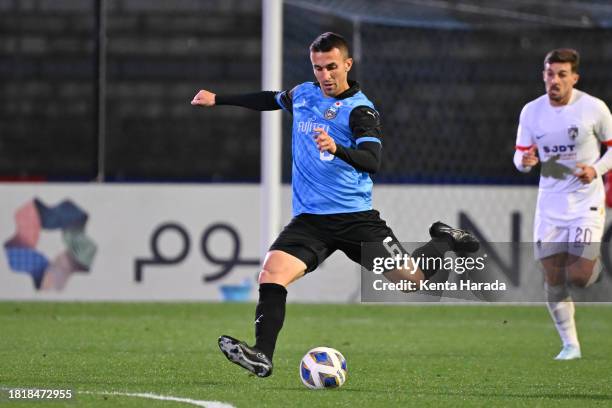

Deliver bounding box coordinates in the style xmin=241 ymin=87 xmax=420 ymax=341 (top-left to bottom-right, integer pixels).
xmin=568 ymin=125 xmax=579 ymax=140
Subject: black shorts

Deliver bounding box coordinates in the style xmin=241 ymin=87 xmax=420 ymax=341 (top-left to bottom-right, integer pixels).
xmin=269 ymin=209 xmax=404 ymax=273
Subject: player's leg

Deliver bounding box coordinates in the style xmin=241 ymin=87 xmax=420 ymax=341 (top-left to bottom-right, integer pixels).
xmin=411 ymin=221 xmax=480 ymax=280
xmin=253 ymin=250 xmax=306 ymax=361
xmin=566 ymin=220 xmax=605 ymax=288
xmin=218 ymin=251 xmax=309 ymax=377
xmin=219 ymin=215 xmax=332 ymax=377
xmin=536 ymin=218 xmax=580 ymax=360
xmin=378 ymin=232 xmax=449 ymax=290
xmin=549 ymin=221 xmax=605 ymax=360
xmin=566 ymin=255 xmax=601 ymax=287
xmin=259 ymin=250 xmax=307 ymax=285
xmin=541 ymin=252 xmax=581 ymax=360
xmin=335 ymin=211 xmax=479 ymax=291
xmin=332 ymin=211 xmax=422 ymax=291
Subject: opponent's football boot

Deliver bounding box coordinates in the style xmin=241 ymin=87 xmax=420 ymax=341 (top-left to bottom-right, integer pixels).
xmin=218 ymin=335 xmax=273 ymax=377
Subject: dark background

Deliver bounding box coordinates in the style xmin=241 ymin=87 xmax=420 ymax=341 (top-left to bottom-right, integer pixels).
xmin=1 ymin=0 xmax=611 ymax=184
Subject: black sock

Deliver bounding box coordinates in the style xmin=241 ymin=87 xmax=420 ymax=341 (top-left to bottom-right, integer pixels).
xmin=254 ymin=283 xmax=287 ymax=360
xmin=412 ymin=237 xmax=452 ymax=279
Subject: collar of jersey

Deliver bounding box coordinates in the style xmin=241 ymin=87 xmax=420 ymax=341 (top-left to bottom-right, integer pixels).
xmin=313 ymin=80 xmax=360 ymax=100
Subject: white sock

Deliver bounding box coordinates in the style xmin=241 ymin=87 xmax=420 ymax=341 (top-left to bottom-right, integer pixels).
xmin=545 ymin=284 xmax=579 ymax=348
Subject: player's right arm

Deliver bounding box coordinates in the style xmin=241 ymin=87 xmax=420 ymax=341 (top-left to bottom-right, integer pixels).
xmin=590 ymin=98 xmax=612 ymax=178
xmin=514 ymin=105 xmax=538 ymax=172
xmin=191 ymin=87 xmax=295 ymax=112
xmin=191 ymin=89 xmax=216 ymax=107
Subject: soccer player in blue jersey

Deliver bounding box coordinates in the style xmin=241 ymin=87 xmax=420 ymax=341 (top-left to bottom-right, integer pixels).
xmin=191 ymin=32 xmax=478 ymax=377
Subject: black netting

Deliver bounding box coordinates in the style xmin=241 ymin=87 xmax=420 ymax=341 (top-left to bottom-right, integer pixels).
xmin=0 ymin=0 xmax=97 ymax=180
xmin=283 ymin=3 xmax=612 ymax=184
xmin=104 ymin=0 xmax=262 ymax=182
xmin=1 ymin=0 xmax=611 ymax=183
xmin=0 ymin=0 xmax=262 ymax=182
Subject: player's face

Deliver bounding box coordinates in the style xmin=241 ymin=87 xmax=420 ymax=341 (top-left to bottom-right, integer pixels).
xmin=310 ymin=48 xmax=353 ymax=97
xmin=543 ymin=62 xmax=579 ymax=106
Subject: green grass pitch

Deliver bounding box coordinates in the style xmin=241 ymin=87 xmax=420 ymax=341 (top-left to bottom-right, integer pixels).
xmin=1 ymin=302 xmax=611 ymax=407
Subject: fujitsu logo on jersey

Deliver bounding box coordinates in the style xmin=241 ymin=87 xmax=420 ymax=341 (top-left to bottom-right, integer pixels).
xmin=297 ymin=117 xmax=329 ymax=135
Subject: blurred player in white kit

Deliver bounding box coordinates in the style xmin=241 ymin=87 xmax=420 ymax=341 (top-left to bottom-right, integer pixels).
xmin=514 ymin=48 xmax=612 ymax=360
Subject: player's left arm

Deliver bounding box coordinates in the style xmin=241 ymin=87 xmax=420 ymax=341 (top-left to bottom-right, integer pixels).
xmin=315 ymin=106 xmax=382 ymax=173
xmin=578 ymin=99 xmax=612 ymax=183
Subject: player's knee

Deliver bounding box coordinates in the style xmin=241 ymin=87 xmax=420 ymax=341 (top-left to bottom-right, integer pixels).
xmin=258 ymin=261 xmax=303 ymax=285
xmin=544 ymin=273 xmax=566 ymax=287
xmin=567 ymin=264 xmax=596 ymax=288
xmin=258 ymin=251 xmax=307 ymax=285
xmin=258 ymin=268 xmax=282 ymax=284
xmin=542 ymin=265 xmax=566 ymax=286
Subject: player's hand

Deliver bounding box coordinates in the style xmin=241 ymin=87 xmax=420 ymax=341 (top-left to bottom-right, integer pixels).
xmin=575 ymin=163 xmax=597 ymax=184
xmin=191 ymin=90 xmax=216 ymax=107
xmin=313 ymin=127 xmax=337 ymax=154
xmin=522 ymin=145 xmax=539 ymax=167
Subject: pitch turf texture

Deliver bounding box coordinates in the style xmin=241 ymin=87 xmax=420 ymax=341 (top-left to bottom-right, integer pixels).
xmin=1 ymin=303 xmax=611 ymax=407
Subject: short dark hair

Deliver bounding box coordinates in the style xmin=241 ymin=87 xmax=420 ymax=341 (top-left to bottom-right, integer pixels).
xmin=544 ymin=48 xmax=580 ymax=73
xmin=309 ymin=32 xmax=350 ymax=58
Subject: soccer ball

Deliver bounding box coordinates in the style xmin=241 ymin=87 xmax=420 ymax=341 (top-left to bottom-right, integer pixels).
xmin=299 ymin=346 xmax=347 ymax=389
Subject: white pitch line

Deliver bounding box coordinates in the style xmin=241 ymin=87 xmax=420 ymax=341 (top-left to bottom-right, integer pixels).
xmin=81 ymin=391 xmax=236 ymax=408
xmin=0 ymin=387 xmax=235 ymax=408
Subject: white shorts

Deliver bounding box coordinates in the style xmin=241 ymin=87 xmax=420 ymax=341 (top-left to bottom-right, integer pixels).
xmin=533 ymin=214 xmax=604 ymax=260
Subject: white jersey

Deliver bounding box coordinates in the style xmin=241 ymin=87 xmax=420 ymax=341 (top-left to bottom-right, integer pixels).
xmin=516 ymin=89 xmax=612 ymax=222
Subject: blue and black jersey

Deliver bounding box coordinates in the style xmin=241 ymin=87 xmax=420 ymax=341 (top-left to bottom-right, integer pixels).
xmin=215 ymin=80 xmax=383 ymax=217
xmin=275 ymin=81 xmax=382 ymax=216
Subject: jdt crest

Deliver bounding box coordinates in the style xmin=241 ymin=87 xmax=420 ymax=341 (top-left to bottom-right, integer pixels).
xmin=324 ymin=101 xmax=342 ymax=120
xmin=568 ymin=125 xmax=579 ymax=141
